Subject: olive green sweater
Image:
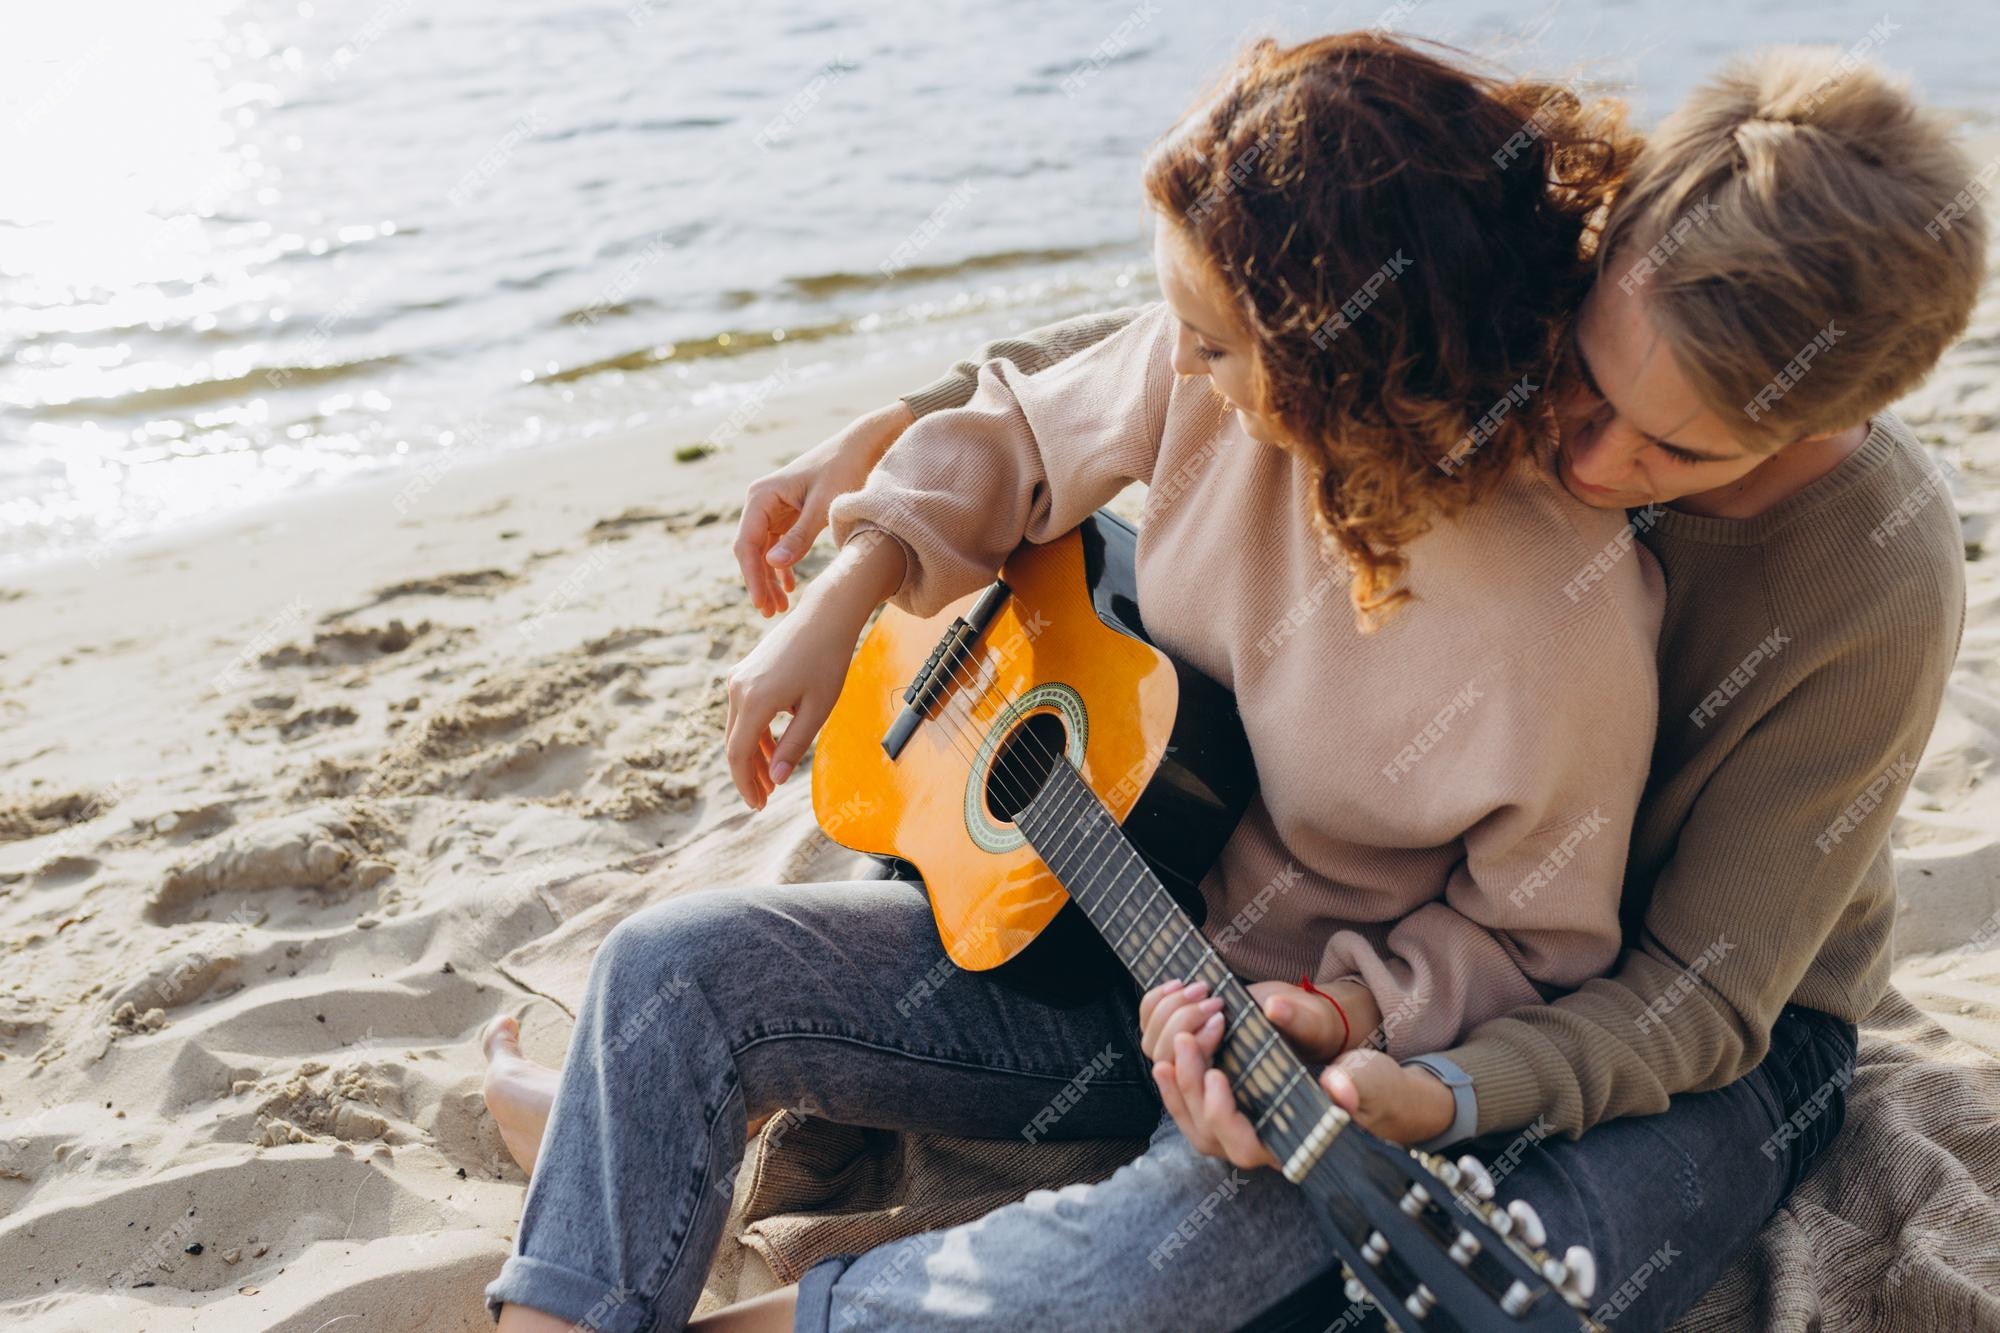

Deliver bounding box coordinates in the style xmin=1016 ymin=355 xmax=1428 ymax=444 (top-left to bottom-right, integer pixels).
xmin=894 ymin=308 xmax=1965 ymax=1137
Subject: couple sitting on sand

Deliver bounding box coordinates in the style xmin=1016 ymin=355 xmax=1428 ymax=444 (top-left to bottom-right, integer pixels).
xmin=479 ymin=31 xmax=1981 ymax=1333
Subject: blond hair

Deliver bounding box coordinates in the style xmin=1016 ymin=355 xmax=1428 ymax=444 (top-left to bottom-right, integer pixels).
xmin=1599 ymin=46 xmax=1988 ymax=447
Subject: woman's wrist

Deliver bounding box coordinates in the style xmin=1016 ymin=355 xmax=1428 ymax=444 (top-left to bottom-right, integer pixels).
xmin=810 ymin=526 xmax=907 ymax=623
xmin=1326 ymin=980 xmax=1381 ymax=1053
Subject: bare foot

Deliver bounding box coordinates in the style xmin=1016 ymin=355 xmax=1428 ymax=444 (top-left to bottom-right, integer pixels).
xmin=483 ymin=1014 xmax=560 ymax=1175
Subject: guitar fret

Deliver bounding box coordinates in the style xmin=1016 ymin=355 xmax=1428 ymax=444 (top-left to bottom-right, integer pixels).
xmin=1254 ymin=1065 xmax=1307 ymax=1131
xmin=1016 ymin=763 xmax=1332 ymax=1172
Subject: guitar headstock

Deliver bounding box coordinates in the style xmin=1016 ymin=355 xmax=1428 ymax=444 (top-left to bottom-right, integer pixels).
xmin=1303 ymin=1126 xmax=1602 ymax=1331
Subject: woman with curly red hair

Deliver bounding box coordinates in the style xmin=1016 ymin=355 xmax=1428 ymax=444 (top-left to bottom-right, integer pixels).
xmin=486 ymin=33 xmax=1662 ymax=1332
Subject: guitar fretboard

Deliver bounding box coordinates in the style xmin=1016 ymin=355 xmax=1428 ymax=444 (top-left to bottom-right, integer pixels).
xmin=1016 ymin=759 xmax=1349 ymax=1181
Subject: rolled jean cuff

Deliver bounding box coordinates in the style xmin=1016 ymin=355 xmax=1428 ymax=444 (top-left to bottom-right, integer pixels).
xmin=793 ymin=1253 xmax=863 ymax=1332
xmin=484 ymin=1253 xmax=657 ymax=1333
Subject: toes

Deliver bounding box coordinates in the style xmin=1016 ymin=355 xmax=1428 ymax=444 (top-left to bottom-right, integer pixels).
xmin=481 ymin=1013 xmax=523 ymax=1064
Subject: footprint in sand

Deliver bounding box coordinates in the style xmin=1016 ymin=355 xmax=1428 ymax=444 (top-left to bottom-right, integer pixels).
xmin=326 ymin=569 xmax=519 ymax=621
xmin=0 ymin=790 xmax=111 ymax=845
xmin=146 ymin=805 xmax=396 ymax=927
xmin=257 ymin=618 xmax=447 ymax=670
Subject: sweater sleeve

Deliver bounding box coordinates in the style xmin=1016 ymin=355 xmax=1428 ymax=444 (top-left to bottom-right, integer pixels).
xmin=1317 ymin=602 xmax=1660 ymax=1060
xmin=1442 ymin=622 xmax=1955 ymax=1138
xmin=899 ymin=307 xmax=1148 ymax=419
xmin=831 ymin=302 xmax=1177 ymax=619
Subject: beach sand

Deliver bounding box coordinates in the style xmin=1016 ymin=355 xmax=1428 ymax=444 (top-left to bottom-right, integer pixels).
xmin=2 ymin=272 xmax=1997 ymax=1328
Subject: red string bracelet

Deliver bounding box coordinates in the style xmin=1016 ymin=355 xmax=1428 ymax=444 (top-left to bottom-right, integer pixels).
xmin=1298 ymin=974 xmax=1351 ymax=1052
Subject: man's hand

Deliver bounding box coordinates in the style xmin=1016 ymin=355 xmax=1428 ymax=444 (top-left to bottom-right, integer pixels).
xmin=1318 ymin=1048 xmax=1457 ymax=1147
xmin=734 ymin=400 xmax=914 ymax=617
xmin=1138 ymin=978 xmax=1456 ymax=1166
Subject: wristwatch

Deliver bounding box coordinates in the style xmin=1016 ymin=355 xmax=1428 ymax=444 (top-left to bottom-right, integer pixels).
xmin=1400 ymin=1053 xmax=1478 ymax=1153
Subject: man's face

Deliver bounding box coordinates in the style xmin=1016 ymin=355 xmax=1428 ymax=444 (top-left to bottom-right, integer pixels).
xmin=1556 ymin=263 xmax=1773 ymax=509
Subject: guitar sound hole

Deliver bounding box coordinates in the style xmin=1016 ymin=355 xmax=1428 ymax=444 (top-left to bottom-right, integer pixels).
xmin=986 ymin=711 xmax=1068 ymax=824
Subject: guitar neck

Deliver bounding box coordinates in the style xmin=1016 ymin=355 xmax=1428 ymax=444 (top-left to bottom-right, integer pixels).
xmin=1015 ymin=759 xmax=1347 ymax=1183
xmin=1016 ymin=758 xmax=1590 ymax=1333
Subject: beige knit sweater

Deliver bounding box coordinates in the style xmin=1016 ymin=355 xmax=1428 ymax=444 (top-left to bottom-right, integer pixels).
xmin=829 ymin=301 xmax=1665 ymax=1057
xmin=889 ymin=305 xmax=1964 ymax=1136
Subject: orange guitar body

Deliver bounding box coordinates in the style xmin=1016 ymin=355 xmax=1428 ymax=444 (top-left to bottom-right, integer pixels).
xmin=810 ymin=511 xmax=1256 ymax=977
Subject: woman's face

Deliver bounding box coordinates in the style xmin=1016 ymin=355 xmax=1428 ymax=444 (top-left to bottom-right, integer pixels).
xmin=1153 ymin=220 xmax=1286 ymax=446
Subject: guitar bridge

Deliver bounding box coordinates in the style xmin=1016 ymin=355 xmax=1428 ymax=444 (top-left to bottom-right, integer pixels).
xmin=881 ymin=578 xmax=1012 ymax=759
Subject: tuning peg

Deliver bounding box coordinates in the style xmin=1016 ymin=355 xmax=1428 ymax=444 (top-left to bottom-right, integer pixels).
xmin=1447 ymin=1228 xmax=1482 ymax=1266
xmin=1344 ymin=1275 xmax=1370 ymax=1305
xmin=1455 ymin=1155 xmax=1495 ymax=1200
xmin=1434 ymin=1158 xmax=1463 ymax=1190
xmin=1403 ymin=1283 xmax=1437 ymax=1320
xmin=1398 ymin=1182 xmax=1432 ymax=1217
xmin=1500 ymin=1280 xmax=1534 ymax=1317
xmin=1561 ymin=1245 xmax=1598 ymax=1302
xmin=1361 ymin=1229 xmax=1390 ymax=1267
xmin=1506 ymin=1199 xmax=1547 ymax=1248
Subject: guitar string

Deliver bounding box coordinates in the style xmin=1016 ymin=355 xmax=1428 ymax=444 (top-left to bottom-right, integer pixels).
xmin=893 ymin=614 xmax=1324 ymax=1161
xmin=1014 ymin=743 xmax=1564 ymax=1319
xmin=881 ymin=615 xmax=1566 ymax=1317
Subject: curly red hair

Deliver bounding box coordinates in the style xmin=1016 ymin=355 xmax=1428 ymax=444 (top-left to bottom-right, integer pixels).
xmin=1143 ymin=33 xmax=1637 ymax=621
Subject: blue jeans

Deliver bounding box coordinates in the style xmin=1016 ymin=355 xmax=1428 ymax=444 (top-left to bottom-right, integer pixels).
xmin=484 ymin=879 xmax=1855 ymax=1332
xmin=1239 ymin=1000 xmax=1858 ymax=1332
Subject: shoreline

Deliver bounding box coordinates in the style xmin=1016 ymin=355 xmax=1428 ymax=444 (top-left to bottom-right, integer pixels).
xmin=2 ymin=265 xmax=1997 ymax=1327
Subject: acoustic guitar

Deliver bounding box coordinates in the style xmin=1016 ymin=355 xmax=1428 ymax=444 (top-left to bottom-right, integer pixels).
xmin=810 ymin=508 xmax=1601 ymax=1332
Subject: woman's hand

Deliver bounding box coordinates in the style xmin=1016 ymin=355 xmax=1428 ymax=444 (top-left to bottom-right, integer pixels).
xmin=734 ymin=400 xmax=915 ymax=617
xmin=722 ymin=529 xmax=906 ymax=808
xmin=1138 ymin=977 xmax=1449 ymax=1164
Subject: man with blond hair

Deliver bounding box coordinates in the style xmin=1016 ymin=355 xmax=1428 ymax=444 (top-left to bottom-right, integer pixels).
xmin=722 ymin=46 xmax=1985 ymax=1330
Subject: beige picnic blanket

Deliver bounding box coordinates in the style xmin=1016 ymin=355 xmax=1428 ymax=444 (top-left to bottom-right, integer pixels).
xmin=499 ymin=774 xmax=2000 ymax=1330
